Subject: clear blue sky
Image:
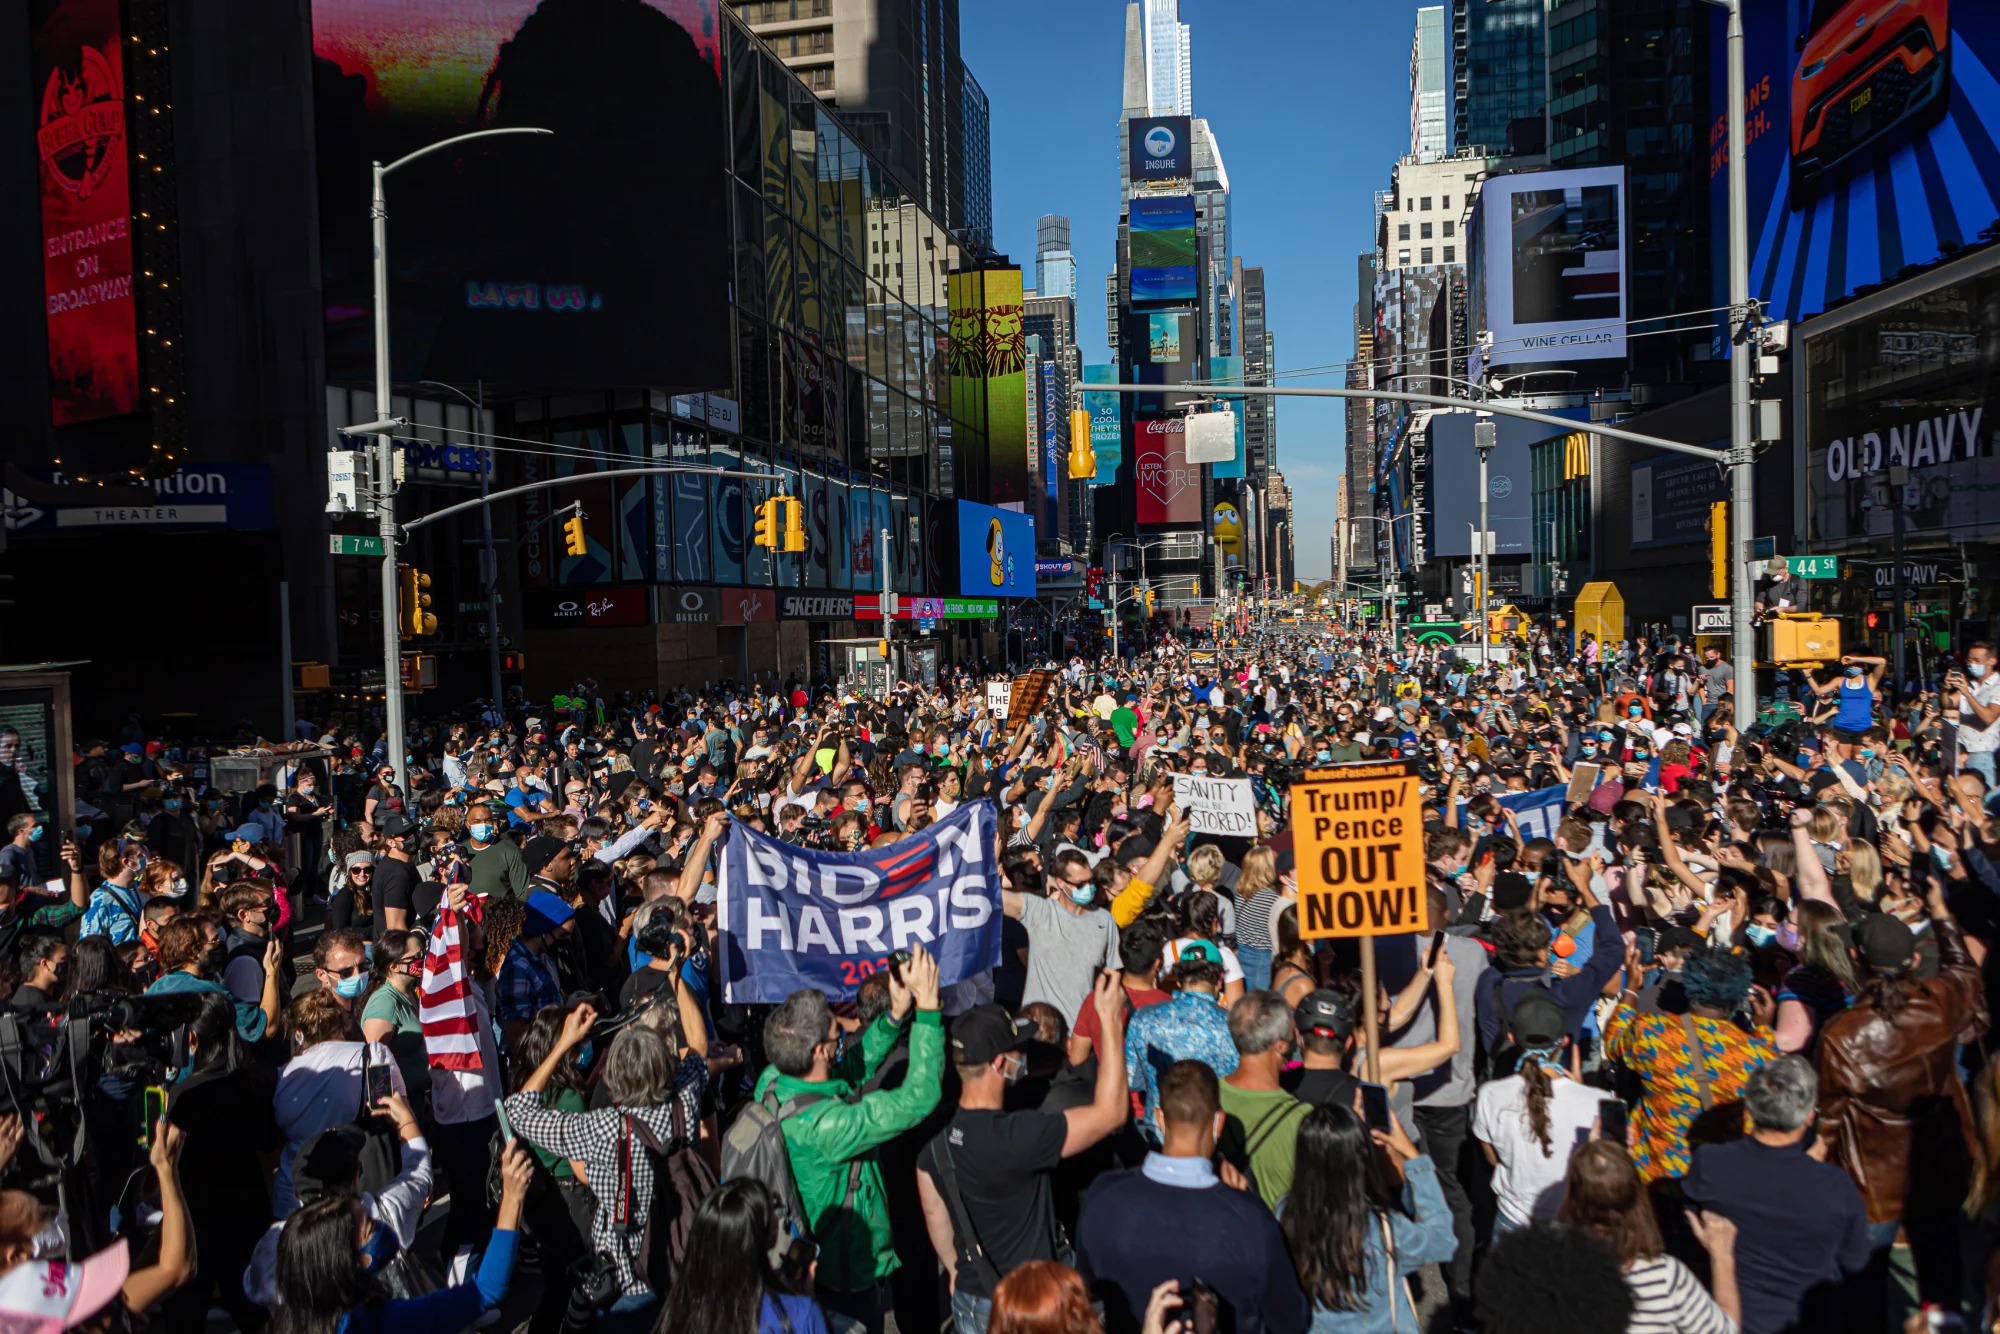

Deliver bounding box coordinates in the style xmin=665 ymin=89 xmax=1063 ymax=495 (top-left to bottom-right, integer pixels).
xmin=964 ymin=0 xmax=1426 ymax=580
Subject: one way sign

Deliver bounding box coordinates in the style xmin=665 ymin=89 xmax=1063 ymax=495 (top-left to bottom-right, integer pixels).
xmin=1691 ymin=604 xmax=1731 ymax=635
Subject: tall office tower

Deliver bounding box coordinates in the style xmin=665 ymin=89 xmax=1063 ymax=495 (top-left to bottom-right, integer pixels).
xmin=1025 ymin=292 xmax=1084 ymax=547
xmin=1036 ymin=214 xmax=1078 ymax=300
xmin=1545 ymin=0 xmax=1711 ymax=393
xmin=1145 ymin=0 xmax=1192 ymax=115
xmin=1192 ymin=119 xmax=1232 ymax=359
xmin=738 ymin=0 xmax=990 ymax=249
xmin=1410 ymin=6 xmax=1450 ymax=158
xmin=1237 ymin=262 xmax=1273 ymax=477
xmin=1451 ymin=0 xmax=1546 ymax=157
xmin=1346 ymin=253 xmax=1378 ymax=573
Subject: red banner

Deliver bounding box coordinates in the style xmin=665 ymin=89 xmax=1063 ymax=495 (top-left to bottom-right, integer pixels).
xmin=35 ymin=0 xmax=139 ymax=425
xmin=1135 ymin=417 xmax=1200 ymax=523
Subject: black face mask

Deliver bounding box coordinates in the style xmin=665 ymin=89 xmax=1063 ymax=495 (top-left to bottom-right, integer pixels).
xmin=203 ymin=944 xmax=228 ymax=977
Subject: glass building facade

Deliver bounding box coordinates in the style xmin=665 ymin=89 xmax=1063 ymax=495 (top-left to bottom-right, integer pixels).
xmin=501 ymin=12 xmax=960 ymax=605
xmin=1452 ymin=0 xmax=1546 ymax=157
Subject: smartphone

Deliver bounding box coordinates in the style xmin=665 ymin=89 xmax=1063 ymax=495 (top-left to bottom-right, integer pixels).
xmin=494 ymin=1095 xmax=515 ymax=1145
xmin=365 ymin=1060 xmax=393 ymax=1105
xmin=1426 ymin=931 xmax=1446 ymax=972
xmin=138 ymin=1084 xmax=168 ymax=1149
xmin=1187 ymin=1279 xmax=1219 ymax=1334
xmin=1599 ymin=1098 xmax=1629 ymax=1146
xmin=1359 ymin=1081 xmax=1392 ymax=1133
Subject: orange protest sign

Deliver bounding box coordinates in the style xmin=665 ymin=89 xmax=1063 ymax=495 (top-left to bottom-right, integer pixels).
xmin=1291 ymin=760 xmax=1429 ymax=939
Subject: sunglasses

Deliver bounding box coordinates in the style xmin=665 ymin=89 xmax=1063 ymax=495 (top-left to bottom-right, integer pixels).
xmin=323 ymin=961 xmax=365 ymax=979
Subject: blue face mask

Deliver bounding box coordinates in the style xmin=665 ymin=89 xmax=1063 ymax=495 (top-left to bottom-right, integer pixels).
xmin=1067 ymin=883 xmax=1095 ymax=906
xmin=469 ymin=822 xmax=496 ymax=844
xmin=26 ymin=826 xmax=42 ymax=843
xmin=1629 ymin=707 xmax=1644 ymax=718
xmin=163 ymin=799 xmax=182 ymax=813
xmin=1744 ymin=924 xmax=1778 ymax=948
xmin=1859 ymin=748 xmax=1876 ymax=759
xmin=1315 ymin=750 xmax=1332 ymax=762
xmin=333 ymin=972 xmax=367 ymax=1000
xmin=258 ymin=801 xmax=273 ymax=812
xmin=1581 ymin=744 xmax=1598 ymax=755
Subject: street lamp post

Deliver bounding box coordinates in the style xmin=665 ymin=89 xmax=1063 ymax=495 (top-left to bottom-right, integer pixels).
xmin=1474 ymin=419 xmax=1496 ymax=669
xmin=359 ymin=127 xmax=550 ymax=793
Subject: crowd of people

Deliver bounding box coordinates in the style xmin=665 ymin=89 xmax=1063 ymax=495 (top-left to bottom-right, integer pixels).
xmin=0 ymin=622 xmax=1997 ymax=1334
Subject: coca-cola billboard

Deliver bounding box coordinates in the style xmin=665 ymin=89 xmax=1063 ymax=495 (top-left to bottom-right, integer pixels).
xmin=1135 ymin=417 xmax=1201 ymax=524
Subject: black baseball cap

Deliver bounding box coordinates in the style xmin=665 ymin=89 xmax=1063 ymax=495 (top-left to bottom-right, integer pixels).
xmin=1508 ymin=994 xmax=1567 ymax=1047
xmin=949 ymin=1004 xmax=1035 ymax=1066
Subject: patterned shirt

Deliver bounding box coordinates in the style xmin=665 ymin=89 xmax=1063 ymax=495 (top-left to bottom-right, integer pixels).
xmin=1125 ymin=990 xmax=1238 ymax=1120
xmin=1603 ymin=1006 xmax=1777 ymax=1180
xmin=503 ymin=1053 xmax=707 ymax=1296
xmin=79 ymin=882 xmax=143 ymax=945
xmin=497 ymin=935 xmax=563 ymax=1022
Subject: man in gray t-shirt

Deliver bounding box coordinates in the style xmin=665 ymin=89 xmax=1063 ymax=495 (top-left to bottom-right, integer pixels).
xmin=1005 ymin=879 xmax=1120 ymax=1029
xmin=1699 ymin=647 xmax=1734 ymax=721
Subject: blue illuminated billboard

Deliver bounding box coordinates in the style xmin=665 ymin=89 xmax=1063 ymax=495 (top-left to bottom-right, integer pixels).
xmin=956 ymin=501 xmax=1036 ymax=598
xmin=1130 ymin=195 xmax=1197 ymax=304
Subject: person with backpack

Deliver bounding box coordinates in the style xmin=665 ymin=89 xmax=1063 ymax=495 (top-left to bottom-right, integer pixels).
xmin=741 ymin=944 xmax=945 ymax=1334
xmin=502 ymin=1001 xmax=709 ymax=1325
xmin=913 ymin=974 xmax=1133 ymax=1334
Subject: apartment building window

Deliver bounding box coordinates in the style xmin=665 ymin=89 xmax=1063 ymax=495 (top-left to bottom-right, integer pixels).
xmin=1397 ymin=223 xmax=1411 ymax=241
xmin=1443 ymin=220 xmax=1454 ymax=237
xmin=1420 ymin=247 xmax=1434 ymax=264
xmin=803 ymin=65 xmax=833 ymax=90
xmin=1420 ymin=196 xmax=1432 ymax=210
xmin=1443 ymin=246 xmax=1455 ymax=263
xmin=1398 ymin=249 xmax=1412 ymax=266
xmin=1442 ymin=195 xmax=1451 ymax=208
xmin=1420 ymin=222 xmax=1433 ymax=240
xmin=811 ymin=0 xmax=830 ymax=13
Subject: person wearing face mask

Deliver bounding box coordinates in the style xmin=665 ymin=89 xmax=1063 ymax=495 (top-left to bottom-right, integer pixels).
xmin=465 ymin=800 xmax=531 ymax=901
xmin=283 ymin=769 xmax=332 ymax=892
xmin=914 ymin=983 xmax=1130 ymax=1334
xmin=1946 ymin=641 xmax=2000 ymax=792
xmin=219 ymin=882 xmax=286 ymax=1006
xmin=10 ymin=932 xmax=67 ymax=1007
xmin=0 ymin=814 xmax=44 ymax=891
xmin=144 ymin=911 xmax=284 ymax=1042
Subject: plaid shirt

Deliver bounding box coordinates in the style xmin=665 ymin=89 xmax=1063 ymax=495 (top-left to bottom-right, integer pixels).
xmin=497 ymin=936 xmax=563 ymax=1022
xmin=503 ymin=1054 xmax=707 ymax=1295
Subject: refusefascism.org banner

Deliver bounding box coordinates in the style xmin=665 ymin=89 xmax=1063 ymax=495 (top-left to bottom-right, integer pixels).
xmin=717 ymin=800 xmax=1000 ymax=1002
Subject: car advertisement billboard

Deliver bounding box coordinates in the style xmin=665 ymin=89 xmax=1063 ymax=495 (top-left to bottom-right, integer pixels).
xmin=33 ymin=0 xmax=139 ymax=425
xmin=1716 ymin=1 xmax=2000 ymax=324
xmin=1472 ymin=166 xmax=1629 ymax=370
xmin=947 ymin=267 xmax=1030 ymax=505
xmin=1135 ymin=417 xmax=1202 ymax=524
xmin=1427 ymin=412 xmax=1544 ymax=558
xmin=310 ymin=0 xmax=729 ymax=391
xmin=1128 ymin=114 xmax=1192 ymax=183
xmin=1130 ymin=195 xmax=1197 ymax=304
xmin=955 ymin=501 xmax=1035 ymax=598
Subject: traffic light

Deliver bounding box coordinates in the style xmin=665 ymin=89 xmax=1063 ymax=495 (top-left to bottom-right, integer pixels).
xmin=1866 ymin=611 xmax=1880 ymax=629
xmin=753 ymin=498 xmax=780 ymax=550
xmin=498 ymin=650 xmax=526 ymax=673
xmin=1708 ymin=500 xmax=1729 ymax=600
xmin=561 ymin=507 xmax=587 ymax=558
xmin=396 ymin=564 xmax=435 ymax=638
xmin=781 ymin=496 xmax=807 ymax=553
xmin=878 ymin=640 xmax=890 ymax=660
xmin=1143 ymin=589 xmax=1156 ymax=617
xmin=1067 ymin=410 xmax=1095 ymax=481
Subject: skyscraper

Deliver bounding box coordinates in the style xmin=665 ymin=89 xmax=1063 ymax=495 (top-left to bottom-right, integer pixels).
xmin=1036 ymin=214 xmax=1078 ymax=300
xmin=1451 ymin=0 xmax=1546 ymax=157
xmin=1144 ymin=0 xmax=1192 ymax=116
xmin=1237 ymin=261 xmax=1273 ymax=476
xmin=739 ymin=0 xmax=990 ymax=249
xmin=1192 ymin=119 xmax=1232 ymax=359
xmin=1410 ymin=6 xmax=1449 ymax=158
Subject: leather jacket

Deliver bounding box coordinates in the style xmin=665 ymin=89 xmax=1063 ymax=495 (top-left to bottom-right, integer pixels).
xmin=1816 ymin=918 xmax=1989 ymax=1222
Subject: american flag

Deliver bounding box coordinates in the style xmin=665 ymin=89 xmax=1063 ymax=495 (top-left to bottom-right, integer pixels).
xmin=419 ymin=902 xmax=484 ymax=1072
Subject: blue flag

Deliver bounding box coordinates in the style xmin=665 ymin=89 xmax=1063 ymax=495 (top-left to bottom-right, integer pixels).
xmin=1456 ymin=782 xmax=1569 ymax=843
xmin=717 ymin=800 xmax=1001 ymax=1003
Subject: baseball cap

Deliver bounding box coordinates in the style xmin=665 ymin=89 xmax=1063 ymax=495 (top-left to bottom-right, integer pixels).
xmin=1854 ymin=913 xmax=1916 ymax=971
xmin=1175 ymin=939 xmax=1223 ymax=966
xmin=225 ymin=823 xmax=265 ymax=844
xmin=0 ymin=1239 xmax=130 ymax=1334
xmin=291 ymin=1124 xmax=367 ymax=1201
xmin=949 ymin=1004 xmax=1034 ymax=1066
xmin=1294 ymin=988 xmax=1356 ymax=1041
xmin=377 ymin=811 xmax=417 ymax=839
xmin=522 ymin=889 xmax=576 ymax=938
xmin=1508 ymin=994 xmax=1567 ymax=1047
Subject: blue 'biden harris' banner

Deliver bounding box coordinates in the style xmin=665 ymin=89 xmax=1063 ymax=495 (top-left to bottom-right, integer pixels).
xmin=718 ymin=801 xmax=1001 ymax=1002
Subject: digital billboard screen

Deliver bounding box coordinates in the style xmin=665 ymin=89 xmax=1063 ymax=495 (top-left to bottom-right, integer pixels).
xmin=1130 ymin=195 xmax=1197 ymax=304
xmin=1083 ymin=363 xmax=1121 ymax=483
xmin=1128 ymin=115 xmax=1192 ymax=183
xmin=1473 ymin=166 xmax=1628 ymax=370
xmin=1135 ymin=417 xmax=1201 ymax=524
xmin=947 ymin=267 xmax=1030 ymax=505
xmin=310 ymin=0 xmax=730 ymax=391
xmin=1717 ymin=1 xmax=2000 ymax=323
xmin=33 ymin=0 xmax=139 ymax=425
xmin=1427 ymin=412 xmax=1543 ymax=558
xmin=955 ymin=500 xmax=1035 ymax=598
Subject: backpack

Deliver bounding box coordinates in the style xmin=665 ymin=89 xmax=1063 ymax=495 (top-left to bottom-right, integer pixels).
xmin=626 ymin=1100 xmax=718 ymax=1296
xmin=719 ymin=1089 xmax=862 ymax=1251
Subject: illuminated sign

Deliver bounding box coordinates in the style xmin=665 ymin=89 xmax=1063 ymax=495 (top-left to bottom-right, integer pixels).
xmin=522 ymin=585 xmax=651 ymax=628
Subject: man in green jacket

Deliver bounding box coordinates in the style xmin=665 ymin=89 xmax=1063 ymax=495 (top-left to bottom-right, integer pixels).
xmin=465 ymin=801 xmax=529 ymax=901
xmin=754 ymin=944 xmax=944 ymax=1333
